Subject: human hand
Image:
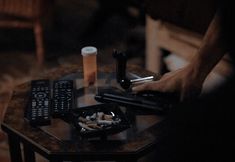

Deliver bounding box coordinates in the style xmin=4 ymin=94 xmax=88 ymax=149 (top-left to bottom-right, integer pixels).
xmin=132 ymin=66 xmax=204 ymax=101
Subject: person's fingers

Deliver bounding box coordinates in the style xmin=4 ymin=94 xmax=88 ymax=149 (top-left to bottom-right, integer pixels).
xmin=132 ymin=81 xmax=163 ymax=92
xmin=132 ymin=83 xmax=148 ymax=92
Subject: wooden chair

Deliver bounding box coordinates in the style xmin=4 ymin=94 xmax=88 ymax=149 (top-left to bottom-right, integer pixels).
xmin=144 ymin=0 xmax=233 ymax=77
xmin=145 ymin=16 xmax=233 ymax=76
xmin=0 ymin=0 xmax=54 ymax=65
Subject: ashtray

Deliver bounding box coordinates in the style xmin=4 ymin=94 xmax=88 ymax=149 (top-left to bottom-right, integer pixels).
xmin=71 ymin=104 xmax=130 ymax=137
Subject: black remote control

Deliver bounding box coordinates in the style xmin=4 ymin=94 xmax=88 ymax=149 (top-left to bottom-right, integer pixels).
xmin=52 ymin=80 xmax=74 ymax=117
xmin=25 ymin=80 xmax=51 ymax=126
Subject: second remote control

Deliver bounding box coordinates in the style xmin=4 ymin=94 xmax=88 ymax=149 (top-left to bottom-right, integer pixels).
xmin=52 ymin=80 xmax=74 ymax=117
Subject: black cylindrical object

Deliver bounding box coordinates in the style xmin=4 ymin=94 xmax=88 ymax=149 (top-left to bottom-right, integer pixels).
xmin=113 ymin=50 xmax=131 ymax=89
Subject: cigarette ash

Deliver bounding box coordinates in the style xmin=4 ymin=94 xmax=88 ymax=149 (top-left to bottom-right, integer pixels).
xmin=77 ymin=111 xmax=122 ymax=132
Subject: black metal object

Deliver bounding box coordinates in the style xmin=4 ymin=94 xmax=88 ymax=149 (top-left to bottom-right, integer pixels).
xmin=113 ymin=50 xmax=131 ymax=89
xmin=113 ymin=50 xmax=155 ymax=90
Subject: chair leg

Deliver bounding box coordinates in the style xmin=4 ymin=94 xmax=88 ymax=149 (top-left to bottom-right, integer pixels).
xmin=34 ymin=20 xmax=44 ymax=65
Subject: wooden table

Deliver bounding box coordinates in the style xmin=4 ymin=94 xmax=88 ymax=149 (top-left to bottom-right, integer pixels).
xmin=1 ymin=64 xmax=165 ymax=162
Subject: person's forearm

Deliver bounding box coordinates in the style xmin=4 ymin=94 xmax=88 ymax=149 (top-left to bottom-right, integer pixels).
xmin=188 ymin=12 xmax=227 ymax=83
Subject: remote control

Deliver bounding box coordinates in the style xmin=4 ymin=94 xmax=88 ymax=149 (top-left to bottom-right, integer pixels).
xmin=52 ymin=80 xmax=74 ymax=117
xmin=25 ymin=79 xmax=51 ymax=126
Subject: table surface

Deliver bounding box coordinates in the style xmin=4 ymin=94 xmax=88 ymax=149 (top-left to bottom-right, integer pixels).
xmin=1 ymin=64 xmax=166 ymax=161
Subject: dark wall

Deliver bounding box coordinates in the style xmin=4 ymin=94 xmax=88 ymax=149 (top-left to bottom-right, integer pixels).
xmin=145 ymin=0 xmax=217 ymax=34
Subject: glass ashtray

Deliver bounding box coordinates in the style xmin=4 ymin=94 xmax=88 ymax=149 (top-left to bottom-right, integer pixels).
xmin=71 ymin=104 xmax=130 ymax=137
